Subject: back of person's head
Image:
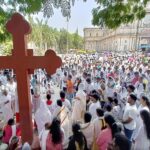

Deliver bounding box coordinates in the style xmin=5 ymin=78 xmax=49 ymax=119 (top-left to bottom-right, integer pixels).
xmin=130 ymin=94 xmax=137 ymax=102
xmin=72 ymin=123 xmax=85 ymax=149
xmin=106 ymin=104 xmax=112 ymax=112
xmin=64 ymin=72 xmax=67 ymax=76
xmin=114 ymin=133 xmax=131 ymax=150
xmin=107 ymin=97 xmax=113 ymax=103
xmin=46 ymin=94 xmax=51 ymax=100
xmin=60 ymin=91 xmax=65 ymax=99
xmin=90 ymin=93 xmax=100 ymax=101
xmin=104 ymin=115 xmax=119 ymax=137
xmin=84 ymin=112 xmax=92 ymax=123
xmin=128 ymin=85 xmax=135 ymax=92
xmin=113 ymin=98 xmax=118 ymax=105
xmin=45 ymin=122 xmax=51 ymax=130
xmin=8 ymin=118 xmax=15 ymax=126
xmin=86 ymin=78 xmax=91 ymax=84
xmin=91 ymin=90 xmax=98 ymax=94
xmin=68 ymin=74 xmax=72 ymax=79
xmin=72 ymin=123 xmax=81 ymax=135
xmin=50 ymin=118 xmax=62 ymax=144
xmin=140 ymin=110 xmax=150 ymax=139
xmin=96 ymin=108 xmax=104 ymax=117
xmin=57 ymin=100 xmax=63 ymax=107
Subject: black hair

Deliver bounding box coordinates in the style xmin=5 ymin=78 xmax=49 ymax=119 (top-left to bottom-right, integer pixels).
xmin=113 ymin=98 xmax=118 ymax=105
xmin=96 ymin=108 xmax=104 ymax=117
xmin=50 ymin=118 xmax=62 ymax=144
xmin=57 ymin=100 xmax=62 ymax=107
xmin=60 ymin=91 xmax=65 ymax=99
xmin=106 ymin=105 xmax=112 ymax=112
xmin=64 ymin=72 xmax=67 ymax=76
xmin=68 ymin=74 xmax=72 ymax=79
xmin=114 ymin=133 xmax=131 ymax=150
xmin=107 ymin=97 xmax=113 ymax=103
xmin=31 ymin=89 xmax=34 ymax=95
xmin=128 ymin=85 xmax=135 ymax=92
xmin=46 ymin=94 xmax=51 ymax=100
xmin=104 ymin=115 xmax=120 ymax=138
xmin=90 ymin=93 xmax=100 ymax=101
xmin=140 ymin=110 xmax=150 ymax=139
xmin=84 ymin=112 xmax=92 ymax=123
xmin=86 ymin=78 xmax=91 ymax=84
xmin=8 ymin=118 xmax=14 ymax=126
xmin=130 ymin=94 xmax=137 ymax=102
xmin=141 ymin=96 xmax=150 ymax=110
xmin=72 ymin=123 xmax=85 ymax=149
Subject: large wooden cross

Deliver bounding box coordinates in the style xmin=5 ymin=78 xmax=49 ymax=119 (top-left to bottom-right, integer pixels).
xmin=0 ymin=13 xmax=62 ymax=143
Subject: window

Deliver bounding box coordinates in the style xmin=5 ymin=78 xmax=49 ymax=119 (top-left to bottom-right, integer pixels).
xmin=90 ymin=33 xmax=91 ymax=37
xmin=96 ymin=33 xmax=98 ymax=36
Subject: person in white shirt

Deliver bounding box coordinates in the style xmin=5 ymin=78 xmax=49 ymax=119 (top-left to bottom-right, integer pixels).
xmin=84 ymin=78 xmax=94 ymax=95
xmin=0 ymin=90 xmax=13 ymax=124
xmin=72 ymin=84 xmax=86 ymax=123
xmin=106 ymin=77 xmax=115 ymax=98
xmin=80 ymin=112 xmax=94 ymax=149
xmin=53 ymin=100 xmax=71 ymax=141
xmin=93 ymin=108 xmax=106 ymax=139
xmin=134 ymin=110 xmax=150 ymax=150
xmin=92 ymin=77 xmax=101 ymax=92
xmin=112 ymin=99 xmax=121 ymax=121
xmin=59 ymin=91 xmax=71 ymax=112
xmin=122 ymin=94 xmax=138 ymax=141
xmin=62 ymin=72 xmax=67 ymax=92
xmin=132 ymin=96 xmax=150 ymax=141
xmin=135 ymin=77 xmax=145 ymax=99
xmin=34 ymin=100 xmax=52 ymax=133
xmin=89 ymin=93 xmax=101 ymax=120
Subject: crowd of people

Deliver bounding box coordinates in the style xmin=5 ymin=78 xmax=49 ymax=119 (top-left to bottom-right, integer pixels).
xmin=0 ymin=52 xmax=150 ymax=150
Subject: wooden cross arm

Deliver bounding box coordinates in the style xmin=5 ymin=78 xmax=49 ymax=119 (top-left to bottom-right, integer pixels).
xmin=0 ymin=50 xmax=62 ymax=75
xmin=0 ymin=57 xmax=16 ymax=69
xmin=26 ymin=56 xmax=62 ymax=74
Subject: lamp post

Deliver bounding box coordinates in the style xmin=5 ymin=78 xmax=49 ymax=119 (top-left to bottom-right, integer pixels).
xmin=66 ymin=16 xmax=69 ymax=54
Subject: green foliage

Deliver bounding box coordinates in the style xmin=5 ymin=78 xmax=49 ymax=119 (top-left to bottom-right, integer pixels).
xmin=28 ymin=18 xmax=83 ymax=55
xmin=0 ymin=0 xmax=86 ymax=42
xmin=0 ymin=40 xmax=12 ymax=56
xmin=92 ymin=0 xmax=149 ymax=29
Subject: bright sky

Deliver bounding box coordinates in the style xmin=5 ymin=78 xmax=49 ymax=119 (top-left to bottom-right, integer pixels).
xmin=40 ymin=0 xmax=97 ymax=36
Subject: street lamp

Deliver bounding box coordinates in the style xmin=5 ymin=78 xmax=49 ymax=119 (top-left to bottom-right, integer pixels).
xmin=66 ymin=16 xmax=69 ymax=54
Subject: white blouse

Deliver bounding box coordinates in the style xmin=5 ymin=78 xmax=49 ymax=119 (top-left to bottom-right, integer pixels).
xmin=134 ymin=125 xmax=150 ymax=150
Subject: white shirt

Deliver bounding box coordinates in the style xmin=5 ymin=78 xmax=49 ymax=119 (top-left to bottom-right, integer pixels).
xmin=123 ymin=103 xmax=137 ymax=130
xmin=89 ymin=101 xmax=101 ymax=120
xmin=92 ymin=82 xmax=100 ymax=91
xmin=63 ymin=99 xmax=72 ymax=111
xmin=93 ymin=117 xmax=104 ymax=138
xmin=134 ymin=125 xmax=150 ymax=150
xmin=80 ymin=122 xmax=94 ymax=148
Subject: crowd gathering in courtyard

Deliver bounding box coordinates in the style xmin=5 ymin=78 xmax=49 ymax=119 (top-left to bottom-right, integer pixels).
xmin=0 ymin=52 xmax=150 ymax=150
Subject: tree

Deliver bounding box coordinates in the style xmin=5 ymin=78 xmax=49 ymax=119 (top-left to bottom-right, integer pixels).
xmin=57 ymin=29 xmax=68 ymax=53
xmin=28 ymin=18 xmax=84 ymax=55
xmin=0 ymin=0 xmax=87 ymax=42
xmin=92 ymin=0 xmax=149 ymax=29
xmin=72 ymin=29 xmax=79 ymax=49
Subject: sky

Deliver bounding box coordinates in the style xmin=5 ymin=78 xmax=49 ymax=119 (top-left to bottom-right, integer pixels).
xmin=38 ymin=0 xmax=97 ymax=36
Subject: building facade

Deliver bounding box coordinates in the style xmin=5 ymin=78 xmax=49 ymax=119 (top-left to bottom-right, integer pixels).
xmin=84 ymin=4 xmax=150 ymax=52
